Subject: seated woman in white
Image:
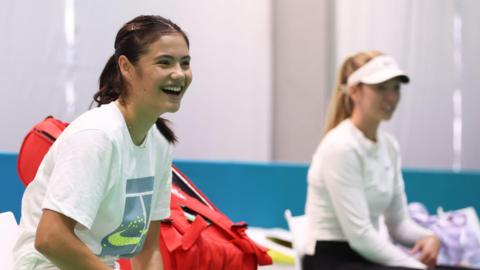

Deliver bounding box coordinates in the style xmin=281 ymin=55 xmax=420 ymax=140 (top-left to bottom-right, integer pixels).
xmin=303 ymin=51 xmax=470 ymax=270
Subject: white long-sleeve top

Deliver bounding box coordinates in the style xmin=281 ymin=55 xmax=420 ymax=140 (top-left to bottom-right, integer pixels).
xmin=304 ymin=119 xmax=434 ymax=269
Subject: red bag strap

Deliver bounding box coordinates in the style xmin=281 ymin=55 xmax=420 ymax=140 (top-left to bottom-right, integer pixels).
xmin=170 ymin=188 xmax=272 ymax=265
xmin=34 ymin=116 xmax=68 ymax=140
xmin=173 ymin=192 xmax=237 ymax=235
xmin=17 ymin=116 xmax=69 ymax=186
xmin=172 ymin=165 xmax=218 ymax=211
xmin=180 ymin=215 xmax=209 ymax=249
xmin=161 ymin=206 xmax=210 ymax=252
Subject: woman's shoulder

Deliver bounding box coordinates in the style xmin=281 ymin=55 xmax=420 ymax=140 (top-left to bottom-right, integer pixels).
xmin=66 ymin=104 xmax=123 ymax=136
xmin=53 ymin=104 xmax=126 ymax=151
xmin=320 ymin=120 xmax=360 ymax=152
xmin=309 ymin=121 xmax=361 ymax=179
xmin=150 ymin=127 xmax=173 ymax=156
xmin=379 ymin=130 xmax=400 ymax=153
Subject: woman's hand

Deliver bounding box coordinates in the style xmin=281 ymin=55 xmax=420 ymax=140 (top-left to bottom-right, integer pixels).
xmin=409 ymin=235 xmax=441 ymax=269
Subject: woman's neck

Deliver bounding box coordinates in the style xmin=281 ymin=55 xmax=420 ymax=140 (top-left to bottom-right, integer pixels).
xmin=350 ymin=113 xmax=380 ymax=142
xmin=115 ymin=100 xmax=157 ymax=146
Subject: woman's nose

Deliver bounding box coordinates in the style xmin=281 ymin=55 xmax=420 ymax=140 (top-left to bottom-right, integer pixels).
xmin=170 ymin=64 xmax=186 ymax=81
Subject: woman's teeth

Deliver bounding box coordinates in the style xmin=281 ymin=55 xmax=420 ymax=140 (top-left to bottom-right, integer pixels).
xmin=383 ymin=105 xmax=393 ymax=112
xmin=161 ymin=86 xmax=182 ymax=96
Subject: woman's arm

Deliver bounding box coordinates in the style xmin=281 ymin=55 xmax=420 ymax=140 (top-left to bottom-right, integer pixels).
xmin=131 ymin=221 xmax=163 ymax=270
xmin=35 ymin=209 xmax=112 ymax=270
xmin=384 ymin=181 xmax=441 ymax=268
xmin=384 ymin=139 xmax=440 ymax=268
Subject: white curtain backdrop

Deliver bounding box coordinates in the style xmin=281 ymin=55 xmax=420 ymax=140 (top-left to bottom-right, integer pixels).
xmin=1 ymin=0 xmax=478 ymax=170
xmin=335 ymin=0 xmax=480 ymax=170
xmin=0 ymin=0 xmax=272 ymax=161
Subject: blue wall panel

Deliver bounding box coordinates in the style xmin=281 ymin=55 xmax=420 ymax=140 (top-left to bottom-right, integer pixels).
xmin=0 ymin=153 xmax=24 ymax=223
xmin=174 ymin=160 xmax=308 ymax=228
xmin=1 ymin=153 xmax=479 ymax=229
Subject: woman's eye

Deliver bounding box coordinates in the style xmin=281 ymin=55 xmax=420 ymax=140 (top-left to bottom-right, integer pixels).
xmin=157 ymin=61 xmax=171 ymax=66
xmin=181 ymin=61 xmax=190 ymax=67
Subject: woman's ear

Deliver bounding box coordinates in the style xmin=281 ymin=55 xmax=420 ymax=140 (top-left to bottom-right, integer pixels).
xmin=118 ymin=55 xmax=134 ymax=81
xmin=349 ymin=85 xmax=362 ymax=103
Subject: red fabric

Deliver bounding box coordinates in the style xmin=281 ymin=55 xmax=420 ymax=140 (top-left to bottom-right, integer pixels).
xmin=159 ymin=186 xmax=272 ymax=270
xmin=17 ymin=116 xmax=68 ymax=186
xmin=117 ymin=259 xmax=132 ymax=270
xmin=170 ymin=185 xmax=271 ymax=265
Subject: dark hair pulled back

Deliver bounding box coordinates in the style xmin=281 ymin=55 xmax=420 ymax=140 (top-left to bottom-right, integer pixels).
xmin=93 ymin=15 xmax=190 ymax=143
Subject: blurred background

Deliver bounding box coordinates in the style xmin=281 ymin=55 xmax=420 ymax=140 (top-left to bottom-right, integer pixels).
xmin=1 ymin=0 xmax=479 ymax=170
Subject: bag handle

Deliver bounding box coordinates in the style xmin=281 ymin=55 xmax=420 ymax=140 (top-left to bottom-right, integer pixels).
xmin=34 ymin=116 xmax=68 ymax=140
xmin=161 ymin=210 xmax=210 ymax=252
xmin=171 ymin=189 xmax=272 ymax=265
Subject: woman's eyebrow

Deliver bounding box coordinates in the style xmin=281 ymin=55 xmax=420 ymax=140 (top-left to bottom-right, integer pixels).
xmin=154 ymin=55 xmax=191 ymax=61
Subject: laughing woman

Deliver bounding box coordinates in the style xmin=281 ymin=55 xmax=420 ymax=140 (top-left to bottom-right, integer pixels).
xmin=13 ymin=15 xmax=192 ymax=269
xmin=303 ymin=51 xmax=469 ymax=270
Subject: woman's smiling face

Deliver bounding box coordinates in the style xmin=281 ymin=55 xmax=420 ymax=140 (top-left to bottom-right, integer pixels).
xmin=126 ymin=32 xmax=192 ymax=116
xmin=355 ymin=77 xmax=402 ymax=122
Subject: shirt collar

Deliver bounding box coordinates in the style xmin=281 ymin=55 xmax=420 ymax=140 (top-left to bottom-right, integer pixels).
xmin=344 ymin=119 xmax=380 ymax=156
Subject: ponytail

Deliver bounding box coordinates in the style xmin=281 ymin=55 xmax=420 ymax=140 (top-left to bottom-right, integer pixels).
xmin=322 ymin=51 xmax=383 ymax=136
xmin=323 ymin=89 xmax=353 ymax=135
xmin=156 ymin=118 xmax=177 ymax=144
xmin=93 ymin=55 xmax=122 ymax=107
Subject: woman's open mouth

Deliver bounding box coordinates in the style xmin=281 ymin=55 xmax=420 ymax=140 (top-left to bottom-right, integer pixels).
xmin=161 ymin=86 xmax=183 ymax=96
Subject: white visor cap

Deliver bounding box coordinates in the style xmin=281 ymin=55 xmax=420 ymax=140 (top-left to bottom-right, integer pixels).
xmin=346 ymin=55 xmax=410 ymax=87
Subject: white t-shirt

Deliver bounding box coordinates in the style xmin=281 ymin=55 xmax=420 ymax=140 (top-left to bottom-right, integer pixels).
xmin=13 ymin=102 xmax=172 ymax=269
xmin=304 ymin=119 xmax=433 ymax=269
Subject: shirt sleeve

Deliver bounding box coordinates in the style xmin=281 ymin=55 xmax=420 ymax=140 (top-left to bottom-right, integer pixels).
xmin=42 ymin=129 xmax=114 ymax=229
xmin=384 ymin=139 xmax=434 ymax=246
xmin=322 ymin=144 xmax=426 ymax=269
xmin=150 ymin=145 xmax=172 ymax=221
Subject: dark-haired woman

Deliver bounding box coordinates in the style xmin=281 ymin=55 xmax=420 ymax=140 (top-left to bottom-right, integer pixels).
xmin=13 ymin=15 xmax=192 ymax=269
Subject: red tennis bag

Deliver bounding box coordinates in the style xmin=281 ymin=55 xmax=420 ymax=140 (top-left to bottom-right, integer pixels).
xmin=160 ymin=167 xmax=272 ymax=269
xmin=17 ymin=116 xmax=68 ymax=186
xmin=17 ymin=116 xmax=272 ymax=270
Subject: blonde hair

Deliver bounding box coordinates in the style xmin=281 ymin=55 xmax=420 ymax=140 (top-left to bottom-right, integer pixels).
xmin=322 ymin=50 xmax=384 ymax=135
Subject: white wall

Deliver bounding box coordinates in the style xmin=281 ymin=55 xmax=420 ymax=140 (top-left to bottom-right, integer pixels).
xmin=2 ymin=0 xmax=479 ymax=170
xmin=0 ymin=0 xmax=273 ymax=161
xmin=0 ymin=1 xmax=67 ymax=153
xmin=273 ymin=0 xmax=334 ymax=162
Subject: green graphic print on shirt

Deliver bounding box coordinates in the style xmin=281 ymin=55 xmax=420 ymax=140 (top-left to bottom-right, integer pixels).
xmin=100 ymin=176 xmax=154 ymax=257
